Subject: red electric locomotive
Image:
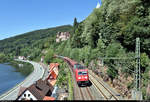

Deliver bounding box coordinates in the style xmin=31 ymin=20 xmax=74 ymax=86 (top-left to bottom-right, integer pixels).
xmin=64 ymin=57 xmax=89 ymax=86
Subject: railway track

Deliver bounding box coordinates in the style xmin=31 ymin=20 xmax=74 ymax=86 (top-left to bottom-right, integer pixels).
xmin=66 ymin=63 xmax=95 ymax=100
xmin=89 ymin=72 xmax=119 ymax=100
xmin=60 ymin=56 xmax=121 ymax=100
xmin=78 ymin=87 xmax=95 ymax=100
xmin=79 ymin=88 xmax=85 ymax=100
xmin=85 ymin=87 xmax=94 ymax=100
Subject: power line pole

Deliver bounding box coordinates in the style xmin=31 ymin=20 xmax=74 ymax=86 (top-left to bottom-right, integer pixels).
xmin=132 ymin=37 xmax=142 ymax=100
xmin=98 ymin=38 xmax=142 ymax=100
xmin=135 ymin=37 xmax=140 ymax=91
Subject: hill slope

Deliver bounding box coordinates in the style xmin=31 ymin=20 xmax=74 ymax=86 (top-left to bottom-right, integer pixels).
xmin=0 ymin=25 xmax=72 ymax=57
xmin=71 ymin=0 xmax=150 ymax=55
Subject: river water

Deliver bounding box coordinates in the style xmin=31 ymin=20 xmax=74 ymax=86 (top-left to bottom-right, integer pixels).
xmin=0 ymin=63 xmax=26 ymax=96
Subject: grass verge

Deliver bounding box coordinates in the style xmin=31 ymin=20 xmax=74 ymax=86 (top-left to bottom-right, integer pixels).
xmin=67 ymin=70 xmax=73 ymax=100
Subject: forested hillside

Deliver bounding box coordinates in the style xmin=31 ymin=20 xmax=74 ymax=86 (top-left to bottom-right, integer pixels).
xmin=72 ymin=0 xmax=150 ymax=54
xmin=0 ymin=25 xmax=72 ymax=60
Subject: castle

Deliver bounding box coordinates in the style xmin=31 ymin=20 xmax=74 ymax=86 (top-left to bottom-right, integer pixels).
xmin=56 ymin=32 xmax=70 ymax=43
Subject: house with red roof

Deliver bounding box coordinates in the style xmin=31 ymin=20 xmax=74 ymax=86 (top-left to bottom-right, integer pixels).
xmin=17 ymin=79 xmax=54 ymax=100
xmin=17 ymin=63 xmax=60 ymax=100
xmin=47 ymin=63 xmax=59 ymax=86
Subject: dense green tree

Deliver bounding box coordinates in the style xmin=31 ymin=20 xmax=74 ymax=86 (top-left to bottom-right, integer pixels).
xmin=44 ymin=49 xmax=54 ymax=64
xmin=78 ymin=46 xmax=91 ymax=66
xmin=97 ymin=39 xmax=106 ymax=56
xmin=107 ymin=64 xmax=118 ymax=81
xmin=141 ymin=53 xmax=150 ymax=73
xmin=71 ymin=24 xmax=83 ymax=48
xmin=73 ymin=17 xmax=78 ymax=34
xmin=0 ymin=53 xmax=7 ymax=63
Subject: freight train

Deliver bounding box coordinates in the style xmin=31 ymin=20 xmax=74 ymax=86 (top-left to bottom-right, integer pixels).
xmin=55 ymin=55 xmax=89 ymax=86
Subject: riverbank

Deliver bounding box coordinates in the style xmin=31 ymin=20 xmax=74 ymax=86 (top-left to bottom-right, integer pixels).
xmin=0 ymin=58 xmax=34 ymax=76
xmin=8 ymin=60 xmax=34 ymax=76
xmin=0 ymin=63 xmax=26 ymax=96
xmin=0 ymin=60 xmax=34 ymax=96
xmin=0 ymin=60 xmax=45 ymax=100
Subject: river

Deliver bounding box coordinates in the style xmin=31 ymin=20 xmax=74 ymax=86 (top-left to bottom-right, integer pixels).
xmin=0 ymin=63 xmax=26 ymax=96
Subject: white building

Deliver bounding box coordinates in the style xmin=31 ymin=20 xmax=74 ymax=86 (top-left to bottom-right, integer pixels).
xmin=17 ymin=79 xmax=54 ymax=100
xmin=18 ymin=56 xmax=25 ymax=60
xmin=96 ymin=1 xmax=101 ymax=9
xmin=18 ymin=89 xmax=37 ymax=100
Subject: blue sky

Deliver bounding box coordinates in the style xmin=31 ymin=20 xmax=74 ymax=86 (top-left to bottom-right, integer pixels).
xmin=0 ymin=0 xmax=101 ymax=40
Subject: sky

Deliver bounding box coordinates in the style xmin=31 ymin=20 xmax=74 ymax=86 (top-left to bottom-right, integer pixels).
xmin=0 ymin=0 xmax=102 ymax=40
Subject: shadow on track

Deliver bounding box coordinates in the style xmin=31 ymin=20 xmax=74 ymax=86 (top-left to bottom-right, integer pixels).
xmin=78 ymin=80 xmax=93 ymax=87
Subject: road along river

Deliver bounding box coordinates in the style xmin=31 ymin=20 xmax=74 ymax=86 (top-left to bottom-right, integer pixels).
xmin=0 ymin=60 xmax=45 ymax=100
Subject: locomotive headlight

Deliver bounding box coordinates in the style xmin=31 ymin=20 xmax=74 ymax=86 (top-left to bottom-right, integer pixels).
xmin=85 ymin=76 xmax=87 ymax=79
xmin=78 ymin=77 xmax=81 ymax=79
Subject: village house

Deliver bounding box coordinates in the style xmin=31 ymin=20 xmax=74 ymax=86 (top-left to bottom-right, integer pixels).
xmin=17 ymin=79 xmax=54 ymax=100
xmin=18 ymin=56 xmax=26 ymax=60
xmin=17 ymin=62 xmax=60 ymax=100
xmin=56 ymin=32 xmax=70 ymax=43
xmin=47 ymin=63 xmax=59 ymax=86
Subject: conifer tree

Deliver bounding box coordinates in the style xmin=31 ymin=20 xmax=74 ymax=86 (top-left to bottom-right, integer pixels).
xmin=73 ymin=17 xmax=78 ymax=34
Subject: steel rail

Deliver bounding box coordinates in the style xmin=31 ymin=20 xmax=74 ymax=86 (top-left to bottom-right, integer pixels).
xmin=89 ymin=73 xmax=119 ymax=100
xmin=86 ymin=87 xmax=94 ymax=100
xmin=79 ymin=88 xmax=85 ymax=100
xmin=90 ymin=77 xmax=108 ymax=100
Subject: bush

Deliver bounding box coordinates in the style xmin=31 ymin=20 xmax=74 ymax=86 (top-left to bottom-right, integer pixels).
xmin=10 ymin=61 xmax=34 ymax=76
xmin=0 ymin=53 xmax=8 ymax=63
xmin=141 ymin=87 xmax=146 ymax=100
xmin=127 ymin=82 xmax=134 ymax=89
xmin=147 ymin=96 xmax=150 ymax=100
xmin=79 ymin=46 xmax=91 ymax=66
xmin=44 ymin=49 xmax=54 ymax=64
xmin=107 ymin=64 xmax=118 ymax=81
xmin=141 ymin=53 xmax=150 ymax=73
xmin=70 ymin=48 xmax=80 ymax=62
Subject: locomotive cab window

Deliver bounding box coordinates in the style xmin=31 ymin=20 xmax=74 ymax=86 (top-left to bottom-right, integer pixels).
xmin=82 ymin=71 xmax=87 ymax=75
xmin=78 ymin=71 xmax=87 ymax=75
xmin=78 ymin=72 xmax=82 ymax=75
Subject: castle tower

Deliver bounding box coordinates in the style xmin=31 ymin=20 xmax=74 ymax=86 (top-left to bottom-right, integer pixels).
xmin=96 ymin=1 xmax=101 ymax=9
